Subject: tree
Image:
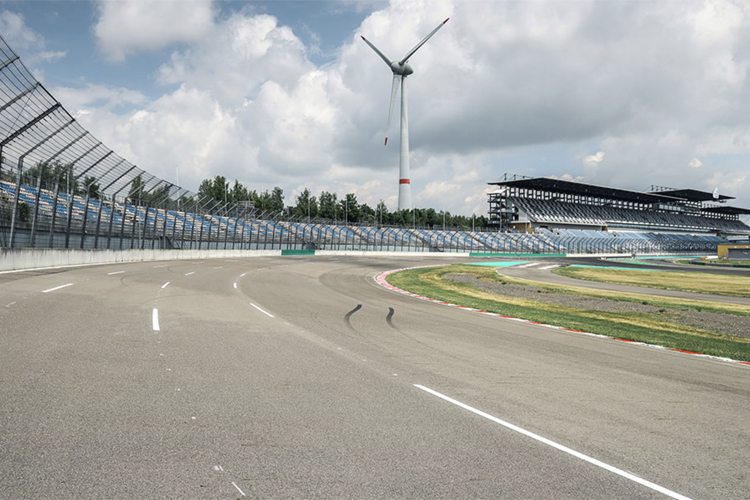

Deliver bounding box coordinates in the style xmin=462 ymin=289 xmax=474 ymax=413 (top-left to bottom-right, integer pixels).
xmin=270 ymin=186 xmax=285 ymax=213
xmin=318 ymin=191 xmax=337 ymax=220
xmin=294 ymin=188 xmax=318 ymax=220
xmin=339 ymin=193 xmax=359 ymax=224
xmin=376 ymin=199 xmax=389 ymax=226
xmin=81 ymin=175 xmax=101 ymax=200
xmin=128 ymin=174 xmax=147 ymax=202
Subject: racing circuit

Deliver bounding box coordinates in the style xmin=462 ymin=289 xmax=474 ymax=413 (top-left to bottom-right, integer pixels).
xmin=1 ymin=254 xmax=749 ymax=499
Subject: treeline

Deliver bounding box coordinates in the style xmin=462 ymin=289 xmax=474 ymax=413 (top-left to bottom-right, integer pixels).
xmin=5 ymin=163 xmax=487 ymax=229
xmin=7 ymin=160 xmax=102 ymax=199
xmin=198 ymin=175 xmax=488 ymax=229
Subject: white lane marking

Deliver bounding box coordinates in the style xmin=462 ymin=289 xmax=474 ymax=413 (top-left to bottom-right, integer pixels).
xmin=107 ymin=270 xmax=125 ymax=275
xmin=414 ymin=384 xmax=691 ymax=500
xmin=233 ymin=283 xmax=238 ymax=289
xmin=539 ymin=265 xmax=559 ymax=270
xmin=250 ymin=303 xmax=275 ymax=318
xmin=153 ymin=264 xmax=168 ymax=268
xmin=240 ymin=272 xmax=247 ymax=277
xmin=517 ymin=262 xmax=539 ymax=268
xmin=152 ymin=309 xmax=160 ymax=331
xmin=161 ymin=281 xmax=170 ymax=289
xmin=213 ymin=266 xmax=223 ymax=269
xmin=232 ymin=482 xmax=246 ymax=497
xmin=185 ymin=271 xmax=195 ymax=276
xmin=42 ymin=283 xmax=73 ymax=293
xmin=6 ymin=301 xmax=16 ymax=308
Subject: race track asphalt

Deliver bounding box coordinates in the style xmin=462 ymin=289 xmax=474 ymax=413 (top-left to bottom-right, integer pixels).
xmin=1 ymin=255 xmax=748 ymax=499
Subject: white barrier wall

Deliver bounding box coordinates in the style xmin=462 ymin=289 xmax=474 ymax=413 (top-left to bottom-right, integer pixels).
xmin=0 ymin=248 xmax=281 ymax=272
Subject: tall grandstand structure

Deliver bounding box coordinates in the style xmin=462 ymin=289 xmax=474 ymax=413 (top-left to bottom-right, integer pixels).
xmin=488 ymin=174 xmax=750 ymax=240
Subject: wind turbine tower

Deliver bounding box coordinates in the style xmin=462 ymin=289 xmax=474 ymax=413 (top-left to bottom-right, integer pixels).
xmin=362 ymin=18 xmax=449 ymax=211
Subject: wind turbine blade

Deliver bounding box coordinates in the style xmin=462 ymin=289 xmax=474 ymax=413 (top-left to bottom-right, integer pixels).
xmin=385 ymin=74 xmax=400 ymax=146
xmin=361 ymin=36 xmax=393 ymax=67
xmin=399 ymin=18 xmax=449 ymax=65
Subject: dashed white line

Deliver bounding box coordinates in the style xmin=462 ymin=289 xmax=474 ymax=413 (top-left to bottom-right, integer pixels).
xmin=6 ymin=301 xmax=16 ymax=308
xmin=161 ymin=281 xmax=170 ymax=289
xmin=232 ymin=482 xmax=246 ymax=496
xmin=233 ymin=283 xmax=238 ymax=289
xmin=42 ymin=283 xmax=73 ymax=293
xmin=414 ymin=384 xmax=691 ymax=500
xmin=250 ymin=303 xmax=274 ymax=318
xmin=152 ymin=309 xmax=160 ymax=331
xmin=153 ymin=264 xmax=168 ymax=268
xmin=213 ymin=266 xmax=223 ymax=269
xmin=185 ymin=271 xmax=195 ymax=276
xmin=107 ymin=271 xmax=125 ymax=275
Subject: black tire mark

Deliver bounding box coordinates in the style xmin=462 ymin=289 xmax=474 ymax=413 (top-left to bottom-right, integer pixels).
xmin=386 ymin=307 xmax=396 ymax=329
xmin=344 ymin=304 xmax=362 ymax=329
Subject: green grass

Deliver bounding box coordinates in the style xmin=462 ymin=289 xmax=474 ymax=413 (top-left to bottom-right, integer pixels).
xmin=555 ymin=266 xmax=750 ymax=298
xmin=386 ymin=264 xmax=750 ymax=362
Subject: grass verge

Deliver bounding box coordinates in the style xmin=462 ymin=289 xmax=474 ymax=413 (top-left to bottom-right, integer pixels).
xmin=555 ymin=266 xmax=750 ymax=298
xmin=386 ymin=264 xmax=750 ymax=362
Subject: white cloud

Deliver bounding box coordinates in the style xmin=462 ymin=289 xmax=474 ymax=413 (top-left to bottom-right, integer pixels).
xmin=0 ymin=10 xmax=67 ymax=70
xmin=689 ymin=158 xmax=703 ymax=168
xmin=0 ymin=10 xmax=41 ymax=50
xmin=583 ymin=152 xmax=605 ymax=168
xmin=93 ymin=0 xmax=215 ymax=62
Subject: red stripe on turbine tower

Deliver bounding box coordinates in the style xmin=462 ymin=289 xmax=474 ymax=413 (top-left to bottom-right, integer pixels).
xmin=400 ymin=179 xmax=410 ymax=184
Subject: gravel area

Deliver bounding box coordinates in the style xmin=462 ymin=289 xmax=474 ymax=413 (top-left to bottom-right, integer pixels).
xmin=445 ymin=273 xmax=750 ymax=339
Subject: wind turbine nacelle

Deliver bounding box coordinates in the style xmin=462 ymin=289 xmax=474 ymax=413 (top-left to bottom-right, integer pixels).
xmin=391 ymin=62 xmax=414 ymax=76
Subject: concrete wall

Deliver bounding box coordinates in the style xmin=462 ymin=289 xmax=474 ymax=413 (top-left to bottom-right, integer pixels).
xmin=0 ymin=248 xmax=281 ymax=272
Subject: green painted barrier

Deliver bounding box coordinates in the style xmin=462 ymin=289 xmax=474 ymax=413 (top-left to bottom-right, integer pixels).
xmin=281 ymin=249 xmax=315 ymax=256
xmin=469 ymin=253 xmax=567 ymax=258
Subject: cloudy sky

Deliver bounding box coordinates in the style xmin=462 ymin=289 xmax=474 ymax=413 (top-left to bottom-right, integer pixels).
xmin=1 ymin=0 xmax=749 ymax=216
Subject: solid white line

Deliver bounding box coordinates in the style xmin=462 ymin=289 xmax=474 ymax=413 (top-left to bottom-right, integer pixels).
xmin=152 ymin=309 xmax=160 ymax=331
xmin=413 ymin=384 xmax=691 ymax=500
xmin=107 ymin=271 xmax=125 ymax=275
xmin=233 ymin=282 xmax=238 ymax=289
xmin=161 ymin=281 xmax=170 ymax=289
xmin=539 ymin=265 xmax=559 ymax=270
xmin=185 ymin=271 xmax=195 ymax=276
xmin=232 ymin=482 xmax=246 ymax=496
xmin=250 ymin=303 xmax=274 ymax=318
xmin=42 ymin=283 xmax=73 ymax=293
xmin=153 ymin=264 xmax=168 ymax=268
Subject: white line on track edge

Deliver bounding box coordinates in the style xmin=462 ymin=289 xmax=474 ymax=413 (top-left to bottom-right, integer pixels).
xmin=232 ymin=482 xmax=246 ymax=496
xmin=414 ymin=384 xmax=691 ymax=500
xmin=152 ymin=309 xmax=160 ymax=331
xmin=250 ymin=303 xmax=274 ymax=318
xmin=41 ymin=283 xmax=73 ymax=293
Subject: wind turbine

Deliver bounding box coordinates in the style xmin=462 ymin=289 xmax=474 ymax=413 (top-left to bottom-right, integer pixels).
xmin=362 ymin=18 xmax=449 ymax=211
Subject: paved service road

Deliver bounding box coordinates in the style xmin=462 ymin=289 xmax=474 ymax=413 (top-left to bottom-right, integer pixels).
xmin=1 ymin=256 xmax=748 ymax=499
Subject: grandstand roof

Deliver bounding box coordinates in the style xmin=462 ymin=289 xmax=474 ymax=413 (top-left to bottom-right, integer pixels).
xmin=488 ymin=177 xmax=678 ymax=204
xmin=650 ymin=188 xmax=734 ymax=202
xmin=701 ymin=206 xmax=750 ymax=216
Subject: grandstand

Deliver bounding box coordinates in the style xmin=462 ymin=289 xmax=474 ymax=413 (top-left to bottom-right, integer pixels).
xmin=488 ymin=175 xmax=750 ymax=240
